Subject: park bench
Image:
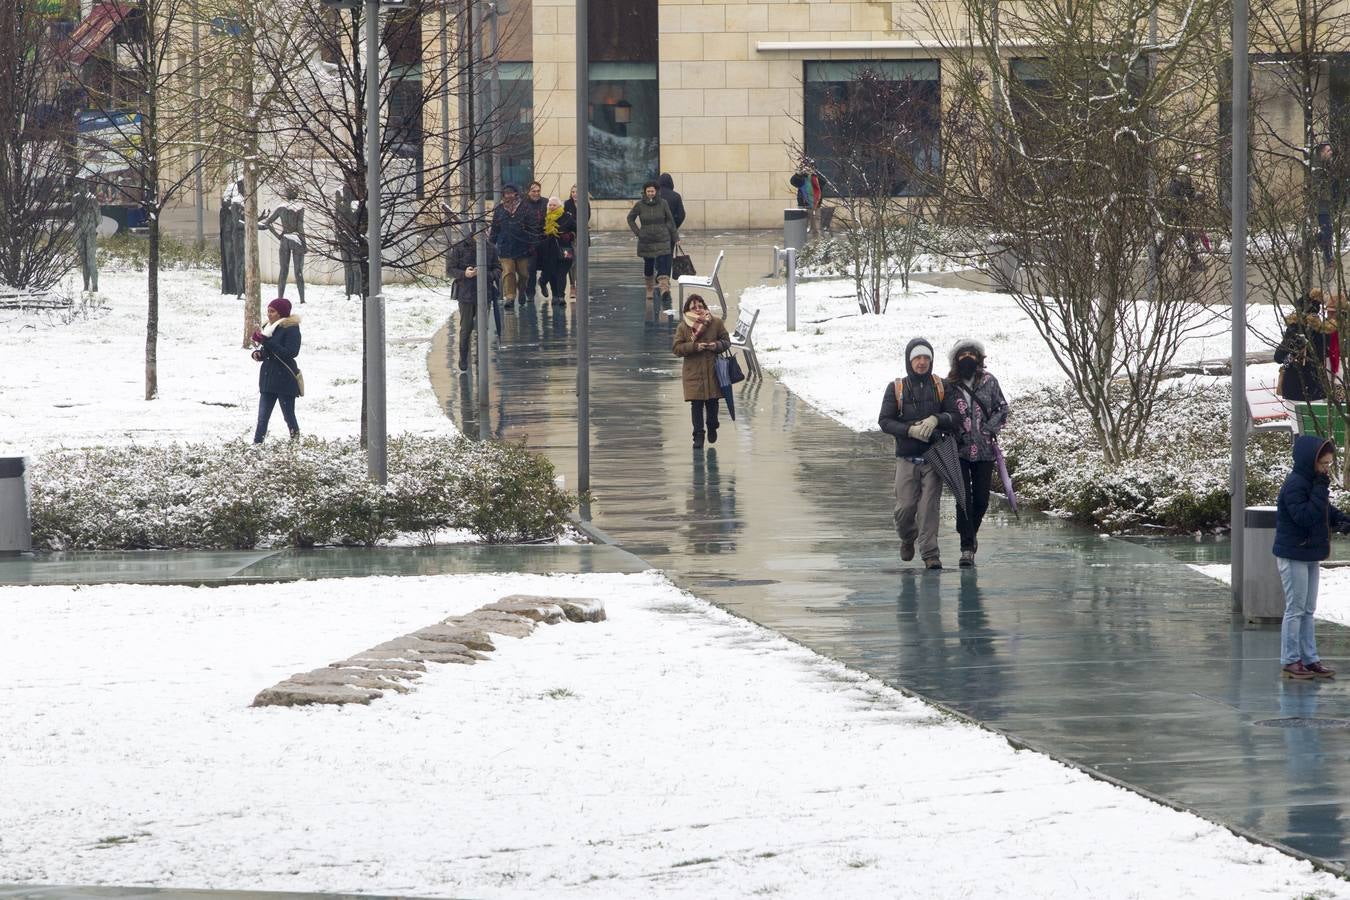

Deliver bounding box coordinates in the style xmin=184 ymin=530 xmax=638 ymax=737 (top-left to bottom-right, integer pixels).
xmin=728 ymin=307 xmax=760 ymax=379
xmin=677 ymin=249 xmax=726 ymax=319
xmin=1246 ymin=376 xmax=1298 ymax=434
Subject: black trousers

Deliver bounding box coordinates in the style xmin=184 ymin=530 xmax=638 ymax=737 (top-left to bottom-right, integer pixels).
xmin=955 ymin=459 xmax=994 ymax=551
xmin=643 ymin=255 xmax=673 ymax=278
xmin=690 ymin=398 xmax=720 ymax=436
xmin=457 ymin=300 xmax=476 ymax=369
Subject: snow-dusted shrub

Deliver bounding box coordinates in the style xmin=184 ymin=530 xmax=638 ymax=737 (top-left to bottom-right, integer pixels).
xmin=1003 ymin=383 xmax=1290 ymax=532
xmin=29 ymin=435 xmax=579 ymax=550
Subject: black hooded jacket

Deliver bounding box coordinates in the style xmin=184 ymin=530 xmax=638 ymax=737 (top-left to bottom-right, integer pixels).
xmin=878 ymin=337 xmax=958 ymax=458
xmin=658 ymin=173 xmax=686 ymax=229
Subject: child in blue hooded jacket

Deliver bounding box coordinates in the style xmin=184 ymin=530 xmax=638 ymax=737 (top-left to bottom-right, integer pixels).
xmin=1273 ymin=434 xmax=1350 ymax=679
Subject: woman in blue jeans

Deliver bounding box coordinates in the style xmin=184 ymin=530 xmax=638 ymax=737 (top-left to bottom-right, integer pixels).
xmin=1272 ymin=435 xmax=1349 ymax=679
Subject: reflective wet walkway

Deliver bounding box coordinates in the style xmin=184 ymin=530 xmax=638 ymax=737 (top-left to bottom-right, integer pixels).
xmin=433 ymin=232 xmax=1350 ymax=872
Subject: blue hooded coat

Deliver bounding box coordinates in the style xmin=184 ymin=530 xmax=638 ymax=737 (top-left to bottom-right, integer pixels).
xmin=1273 ymin=434 xmax=1350 ymax=561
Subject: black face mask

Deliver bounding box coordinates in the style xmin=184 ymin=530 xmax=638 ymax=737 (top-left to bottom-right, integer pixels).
xmin=957 ymin=357 xmax=979 ymax=379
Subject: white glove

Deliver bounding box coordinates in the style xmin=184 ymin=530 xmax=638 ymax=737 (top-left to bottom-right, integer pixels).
xmin=910 ymin=415 xmax=939 ymax=442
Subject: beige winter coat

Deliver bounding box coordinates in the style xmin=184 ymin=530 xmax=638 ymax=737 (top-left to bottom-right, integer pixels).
xmin=673 ymin=317 xmax=731 ymax=401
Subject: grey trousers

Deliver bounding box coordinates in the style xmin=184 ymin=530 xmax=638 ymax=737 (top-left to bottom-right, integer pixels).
xmin=894 ymin=457 xmax=943 ymax=561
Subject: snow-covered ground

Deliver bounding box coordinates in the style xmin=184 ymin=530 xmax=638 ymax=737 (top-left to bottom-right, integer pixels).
xmin=1193 ymin=563 xmax=1350 ymax=628
xmin=737 ymin=276 xmax=1283 ymax=431
xmin=0 ymin=267 xmax=454 ymax=455
xmin=2 ymin=570 xmax=1346 ymax=899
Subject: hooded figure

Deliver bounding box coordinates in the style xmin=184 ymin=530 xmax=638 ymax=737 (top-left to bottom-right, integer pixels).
xmin=658 ymin=172 xmax=686 ymax=234
xmin=1273 ymin=435 xmax=1350 ymax=679
xmin=946 ymin=338 xmax=1010 ymax=567
xmin=878 ymin=337 xmax=959 ymax=567
xmin=1274 ymin=291 xmax=1334 ymax=401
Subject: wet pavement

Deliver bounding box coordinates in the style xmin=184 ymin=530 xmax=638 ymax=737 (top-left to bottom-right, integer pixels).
xmin=0 ymin=544 xmax=647 ymax=586
xmin=432 ymin=230 xmax=1350 ymax=873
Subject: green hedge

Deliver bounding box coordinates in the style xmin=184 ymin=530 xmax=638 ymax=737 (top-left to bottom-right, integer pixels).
xmin=1002 ymin=384 xmax=1292 ymax=532
xmin=30 ymin=435 xmax=581 ymax=550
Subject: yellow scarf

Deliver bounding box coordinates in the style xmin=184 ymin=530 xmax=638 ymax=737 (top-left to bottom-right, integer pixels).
xmin=544 ymin=206 xmax=564 ymax=237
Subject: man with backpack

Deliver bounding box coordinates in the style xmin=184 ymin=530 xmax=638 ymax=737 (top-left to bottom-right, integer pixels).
xmin=878 ymin=337 xmax=959 ymax=569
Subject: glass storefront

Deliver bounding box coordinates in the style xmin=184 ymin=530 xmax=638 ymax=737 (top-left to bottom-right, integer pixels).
xmin=499 ymin=61 xmax=534 ymax=189
xmin=588 ymin=0 xmax=659 ymax=199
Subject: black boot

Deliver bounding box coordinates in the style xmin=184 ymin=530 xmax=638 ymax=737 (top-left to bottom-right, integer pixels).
xmin=693 ymin=432 xmax=705 ymax=449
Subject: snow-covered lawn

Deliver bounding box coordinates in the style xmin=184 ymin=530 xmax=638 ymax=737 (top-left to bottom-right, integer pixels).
xmin=1192 ymin=563 xmax=1350 ymax=628
xmin=737 ymin=276 xmax=1283 ymax=431
xmin=0 ymin=268 xmax=454 ymax=455
xmin=1 ymin=570 xmax=1345 ymax=899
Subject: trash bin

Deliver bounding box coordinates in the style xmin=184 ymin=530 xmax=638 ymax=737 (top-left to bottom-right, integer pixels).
xmin=783 ymin=208 xmax=809 ymax=251
xmin=0 ymin=457 xmax=32 ymax=553
xmin=1242 ymin=505 xmax=1283 ymax=624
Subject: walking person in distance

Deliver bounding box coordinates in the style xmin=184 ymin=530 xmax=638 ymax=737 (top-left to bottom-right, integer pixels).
xmin=947 ymin=339 xmax=1009 ymax=567
xmin=250 ymin=297 xmax=302 ymax=443
xmin=673 ymin=294 xmax=730 ymax=449
xmin=537 ymin=196 xmax=576 ymax=308
xmin=447 ymin=227 xmax=501 ymax=372
xmin=627 ymin=180 xmax=678 ymax=313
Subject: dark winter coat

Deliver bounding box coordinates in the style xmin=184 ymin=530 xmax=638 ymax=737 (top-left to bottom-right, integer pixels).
xmin=490 ymin=201 xmax=534 ymax=259
xmin=1273 ymin=435 xmax=1350 ymax=562
xmin=878 ymin=338 xmax=958 ymax=458
xmin=674 ymin=316 xmax=730 ymax=401
xmin=521 ymin=196 xmax=548 ymax=251
xmin=538 ymin=210 xmax=576 ymax=275
xmin=950 ymin=372 xmax=1010 ymax=463
xmin=1274 ymin=311 xmax=1333 ymax=402
xmin=447 ymin=237 xmax=501 ymax=303
xmin=658 ymin=173 xmax=686 ymax=230
xmin=256 ymin=316 xmax=302 ymax=397
xmin=627 ymin=196 xmax=678 ymax=259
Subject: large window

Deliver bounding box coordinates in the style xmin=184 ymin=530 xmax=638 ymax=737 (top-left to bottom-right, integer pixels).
xmin=587 ymin=0 xmax=658 ymax=199
xmin=803 ymin=60 xmax=940 ymax=198
xmin=499 ymin=61 xmax=534 ymax=189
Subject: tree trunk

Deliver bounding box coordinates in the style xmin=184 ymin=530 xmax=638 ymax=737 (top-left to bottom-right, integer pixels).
xmin=243 ymin=161 xmax=261 ymax=346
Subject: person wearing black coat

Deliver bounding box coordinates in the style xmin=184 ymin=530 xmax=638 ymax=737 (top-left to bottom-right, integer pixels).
xmin=522 ymin=181 xmax=548 ymax=300
xmin=537 ymin=197 xmax=575 ymax=307
xmin=564 ymin=184 xmax=590 ymax=300
xmin=1275 ymin=291 xmax=1334 ymax=402
xmin=658 ymin=172 xmax=686 ymax=253
xmin=250 ymin=297 xmax=302 ymax=442
xmin=447 ymin=232 xmax=502 ymax=372
xmin=878 ymin=337 xmax=960 ymax=569
xmin=1272 ymin=435 xmax=1350 ymax=679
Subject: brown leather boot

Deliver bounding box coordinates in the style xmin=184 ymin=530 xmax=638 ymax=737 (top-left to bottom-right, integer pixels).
xmin=658 ymin=275 xmax=673 ymax=310
xmin=644 ymin=276 xmax=655 ymax=299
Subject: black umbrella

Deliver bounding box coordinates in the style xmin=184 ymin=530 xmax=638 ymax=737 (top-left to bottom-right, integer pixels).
xmin=923 ymin=432 xmax=968 ymax=513
xmin=714 ymin=356 xmax=738 ymax=420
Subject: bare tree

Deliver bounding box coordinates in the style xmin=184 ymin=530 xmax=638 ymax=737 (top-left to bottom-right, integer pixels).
xmin=929 ymin=0 xmax=1227 ymax=464
xmin=0 ymin=1 xmax=79 ymax=292
xmin=66 ymin=0 xmax=208 ymax=400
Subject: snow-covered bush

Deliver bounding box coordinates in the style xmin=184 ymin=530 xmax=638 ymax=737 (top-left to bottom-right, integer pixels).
xmin=30 ymin=435 xmax=580 ymax=550
xmin=1003 ymin=383 xmax=1291 ymax=532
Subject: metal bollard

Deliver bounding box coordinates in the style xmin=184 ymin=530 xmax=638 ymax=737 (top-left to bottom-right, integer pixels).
xmin=0 ymin=457 xmax=32 ymax=553
xmin=776 ymin=246 xmax=797 ymax=332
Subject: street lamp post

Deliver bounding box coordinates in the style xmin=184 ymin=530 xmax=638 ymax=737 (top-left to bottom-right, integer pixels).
xmin=365 ymin=0 xmax=387 ymax=483
xmin=575 ymin=0 xmax=590 ymax=500
xmin=1231 ymin=0 xmax=1250 ymax=611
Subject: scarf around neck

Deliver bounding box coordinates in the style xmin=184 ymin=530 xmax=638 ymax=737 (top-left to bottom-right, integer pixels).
xmin=544 ymin=206 xmax=564 ymax=237
xmin=683 ymin=310 xmax=709 ymax=333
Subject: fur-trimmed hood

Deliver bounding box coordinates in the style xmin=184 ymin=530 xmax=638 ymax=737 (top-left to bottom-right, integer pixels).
xmin=1285 ymin=311 xmax=1335 ymax=333
xmin=274 ymin=315 xmax=301 ymax=328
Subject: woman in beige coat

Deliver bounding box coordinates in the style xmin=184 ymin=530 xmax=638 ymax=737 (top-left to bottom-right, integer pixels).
xmin=672 ymin=294 xmax=731 ymax=448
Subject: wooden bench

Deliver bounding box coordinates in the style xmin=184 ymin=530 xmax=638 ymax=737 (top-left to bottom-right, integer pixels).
xmin=1246 ymin=377 xmax=1298 ymax=434
xmin=0 ymin=290 xmax=69 ymax=311
xmin=677 ymin=249 xmax=726 ymax=318
xmin=728 ymin=307 xmax=760 ymax=379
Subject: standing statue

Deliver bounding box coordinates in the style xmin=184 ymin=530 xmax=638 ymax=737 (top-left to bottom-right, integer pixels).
xmin=73 ymin=180 xmax=100 ymax=294
xmin=334 ymin=183 xmax=361 ymax=298
xmin=259 ymin=185 xmax=306 ymax=304
xmin=219 ymin=178 xmax=245 ymax=296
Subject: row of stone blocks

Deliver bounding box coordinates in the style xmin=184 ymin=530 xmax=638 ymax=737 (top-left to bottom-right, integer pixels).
xmin=251 ymin=594 xmax=607 ymax=708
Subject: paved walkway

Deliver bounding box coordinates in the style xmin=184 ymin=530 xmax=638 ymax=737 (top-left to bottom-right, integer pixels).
xmin=432 ymin=230 xmax=1350 ymax=873
xmin=0 ymin=545 xmax=646 ymax=586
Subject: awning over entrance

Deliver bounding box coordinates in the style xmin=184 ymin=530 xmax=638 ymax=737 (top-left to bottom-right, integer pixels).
xmin=65 ymin=1 xmax=132 ymax=67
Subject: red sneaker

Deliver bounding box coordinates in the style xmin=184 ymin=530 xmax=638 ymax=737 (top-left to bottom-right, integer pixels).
xmin=1282 ymin=662 xmax=1316 ymax=680
xmin=1306 ymin=661 xmax=1337 ymax=679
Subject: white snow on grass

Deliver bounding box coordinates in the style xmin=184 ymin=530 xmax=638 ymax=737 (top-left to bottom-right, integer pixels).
xmin=0 ymin=269 xmax=455 ymax=455
xmin=738 ymin=277 xmax=1284 ymax=433
xmin=1 ymin=571 xmax=1346 ymax=899
xmin=1192 ymin=562 xmax=1350 ymax=628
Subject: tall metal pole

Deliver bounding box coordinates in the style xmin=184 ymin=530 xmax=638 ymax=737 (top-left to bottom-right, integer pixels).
xmin=474 ymin=0 xmax=491 ymax=433
xmin=439 ymin=5 xmax=451 ymax=216
xmin=489 ymin=2 xmax=502 ymax=192
xmin=1231 ymin=0 xmax=1250 ymax=611
xmin=365 ymin=0 xmax=388 ymax=483
xmin=192 ymin=1 xmax=204 ymax=249
xmin=575 ymin=0 xmax=590 ymax=499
